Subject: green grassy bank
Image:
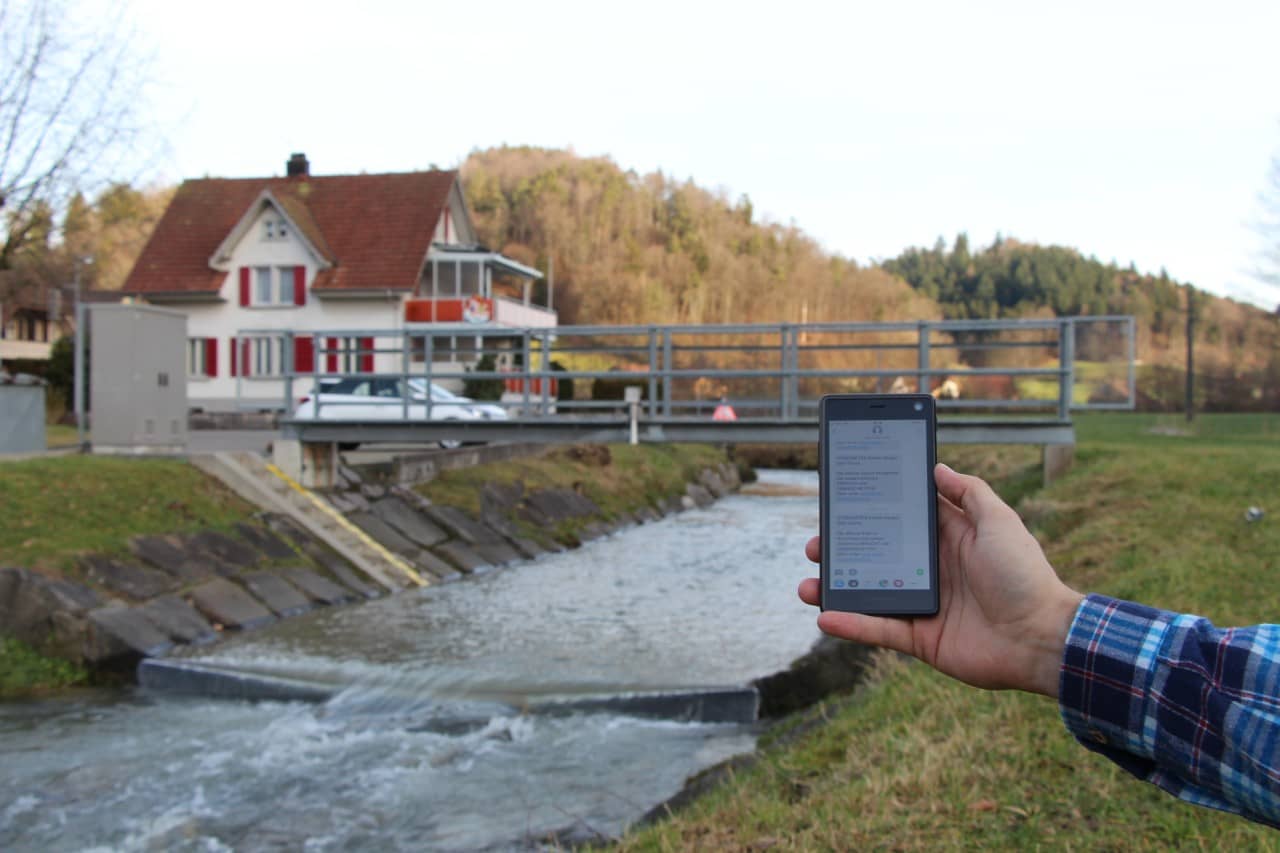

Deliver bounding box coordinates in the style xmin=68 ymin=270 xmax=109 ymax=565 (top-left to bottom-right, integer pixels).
xmin=1 ymin=444 xmax=737 ymax=696
xmin=416 ymin=443 xmax=737 ymax=546
xmin=618 ymin=412 xmax=1280 ymax=850
xmin=0 ymin=456 xmax=258 ymax=695
xmin=0 ymin=456 xmax=254 ymax=573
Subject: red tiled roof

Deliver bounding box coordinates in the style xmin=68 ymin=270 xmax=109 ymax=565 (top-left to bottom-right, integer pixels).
xmin=122 ymin=170 xmax=457 ymax=294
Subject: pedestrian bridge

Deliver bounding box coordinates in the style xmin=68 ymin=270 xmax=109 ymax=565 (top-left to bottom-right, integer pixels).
xmin=271 ymin=317 xmax=1134 ymax=487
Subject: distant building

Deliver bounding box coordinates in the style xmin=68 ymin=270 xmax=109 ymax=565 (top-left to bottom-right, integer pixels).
xmin=121 ymin=153 xmax=553 ymax=412
xmin=0 ymin=277 xmax=67 ymax=364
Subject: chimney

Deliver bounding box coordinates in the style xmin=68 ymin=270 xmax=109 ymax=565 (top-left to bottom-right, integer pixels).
xmin=286 ymin=152 xmax=309 ymax=178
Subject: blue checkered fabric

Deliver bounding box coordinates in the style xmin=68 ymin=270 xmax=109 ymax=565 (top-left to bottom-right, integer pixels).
xmin=1059 ymin=594 xmax=1280 ymax=829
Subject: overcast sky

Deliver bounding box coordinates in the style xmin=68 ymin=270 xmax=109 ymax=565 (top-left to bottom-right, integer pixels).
xmin=125 ymin=0 xmax=1280 ymax=309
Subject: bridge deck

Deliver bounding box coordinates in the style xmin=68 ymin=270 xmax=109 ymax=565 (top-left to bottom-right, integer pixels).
xmin=279 ymin=417 xmax=1075 ymax=447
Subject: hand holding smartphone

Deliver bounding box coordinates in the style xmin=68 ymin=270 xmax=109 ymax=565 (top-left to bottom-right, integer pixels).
xmin=819 ymin=394 xmax=940 ymax=616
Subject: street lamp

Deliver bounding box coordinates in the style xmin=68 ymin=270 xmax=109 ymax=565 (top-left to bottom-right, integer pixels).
xmin=72 ymin=257 xmax=93 ymax=450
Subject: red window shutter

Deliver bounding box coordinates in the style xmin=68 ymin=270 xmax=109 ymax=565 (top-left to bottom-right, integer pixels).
xmin=205 ymin=338 xmax=218 ymax=377
xmin=239 ymin=268 xmax=250 ymax=307
xmin=293 ymin=265 xmax=306 ymax=306
xmin=326 ymin=337 xmax=338 ymax=373
xmin=360 ymin=336 xmax=374 ymax=373
xmin=229 ymin=336 xmax=238 ymax=376
xmin=294 ymin=336 xmax=314 ymax=373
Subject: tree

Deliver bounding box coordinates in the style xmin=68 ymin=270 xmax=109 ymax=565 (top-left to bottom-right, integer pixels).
xmin=0 ymin=0 xmax=151 ymax=293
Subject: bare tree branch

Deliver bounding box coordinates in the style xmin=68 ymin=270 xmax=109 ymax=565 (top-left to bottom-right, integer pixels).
xmin=0 ymin=0 xmax=152 ymax=282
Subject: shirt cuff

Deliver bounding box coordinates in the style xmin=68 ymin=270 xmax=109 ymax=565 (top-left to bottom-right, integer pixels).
xmin=1058 ymin=593 xmax=1175 ymax=767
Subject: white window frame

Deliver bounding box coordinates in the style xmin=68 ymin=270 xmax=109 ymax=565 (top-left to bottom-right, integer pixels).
xmin=252 ymin=266 xmax=296 ymax=307
xmin=244 ymin=335 xmax=285 ymax=377
xmin=337 ymin=337 xmax=361 ymax=373
xmin=277 ymin=266 xmax=295 ymax=303
xmin=187 ymin=338 xmax=208 ymax=378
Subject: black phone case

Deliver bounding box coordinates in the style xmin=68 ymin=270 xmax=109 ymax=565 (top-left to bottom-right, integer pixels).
xmin=819 ymin=393 xmax=940 ymax=616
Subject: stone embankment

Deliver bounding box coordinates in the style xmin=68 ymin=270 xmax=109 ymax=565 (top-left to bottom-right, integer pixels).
xmin=0 ymin=454 xmax=744 ymax=677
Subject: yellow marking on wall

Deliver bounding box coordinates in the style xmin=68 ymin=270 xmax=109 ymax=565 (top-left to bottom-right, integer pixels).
xmin=264 ymin=461 xmax=428 ymax=588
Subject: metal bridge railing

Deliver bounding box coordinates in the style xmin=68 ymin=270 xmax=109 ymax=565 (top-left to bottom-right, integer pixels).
xmin=242 ymin=316 xmax=1136 ymax=424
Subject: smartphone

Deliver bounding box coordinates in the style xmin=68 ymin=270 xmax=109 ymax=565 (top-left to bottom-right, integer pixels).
xmin=819 ymin=394 xmax=939 ymax=616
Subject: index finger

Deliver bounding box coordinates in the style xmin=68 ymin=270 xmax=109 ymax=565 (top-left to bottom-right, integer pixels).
xmin=805 ymin=535 xmax=820 ymax=563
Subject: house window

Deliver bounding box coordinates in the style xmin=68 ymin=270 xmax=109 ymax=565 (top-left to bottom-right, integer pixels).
xmin=188 ymin=339 xmax=207 ymax=376
xmin=323 ymin=336 xmax=375 ymax=373
xmin=434 ymin=260 xmax=458 ymax=296
xmin=252 ymin=266 xmax=297 ymax=305
xmin=335 ymin=337 xmax=360 ymax=373
xmin=9 ymin=310 xmax=49 ymax=342
xmin=250 ymin=336 xmax=285 ymax=376
xmin=188 ymin=338 xmax=217 ymax=378
xmin=263 ymin=217 xmax=288 ymax=241
xmin=255 ymin=267 xmax=273 ymax=303
xmin=460 ymin=261 xmax=481 ymax=296
xmin=232 ymin=335 xmax=286 ymax=377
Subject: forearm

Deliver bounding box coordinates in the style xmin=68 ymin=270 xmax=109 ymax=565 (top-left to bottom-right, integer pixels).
xmin=1058 ymin=594 xmax=1280 ymax=829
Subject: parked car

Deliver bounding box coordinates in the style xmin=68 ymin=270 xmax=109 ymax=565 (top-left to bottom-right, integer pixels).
xmin=292 ymin=377 xmax=507 ymax=449
xmin=405 ymin=379 xmax=508 ymax=421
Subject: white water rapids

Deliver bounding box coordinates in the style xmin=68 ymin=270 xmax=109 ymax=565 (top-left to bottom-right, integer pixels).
xmin=0 ymin=470 xmax=822 ymax=851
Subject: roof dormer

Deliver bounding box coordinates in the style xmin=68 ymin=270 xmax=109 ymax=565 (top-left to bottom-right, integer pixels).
xmin=208 ymin=190 xmax=333 ymax=272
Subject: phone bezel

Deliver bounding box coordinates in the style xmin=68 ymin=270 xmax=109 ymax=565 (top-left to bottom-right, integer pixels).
xmin=819 ymin=393 xmax=940 ymax=616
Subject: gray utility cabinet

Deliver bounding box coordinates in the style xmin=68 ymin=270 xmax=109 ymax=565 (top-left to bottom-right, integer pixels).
xmin=90 ymin=304 xmax=188 ymax=453
xmin=0 ymin=384 xmax=46 ymax=454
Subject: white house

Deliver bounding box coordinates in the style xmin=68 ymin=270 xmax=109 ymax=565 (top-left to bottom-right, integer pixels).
xmin=121 ymin=153 xmax=554 ymax=411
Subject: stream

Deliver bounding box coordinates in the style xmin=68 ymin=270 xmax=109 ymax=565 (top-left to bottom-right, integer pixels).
xmin=0 ymin=470 xmax=821 ymax=851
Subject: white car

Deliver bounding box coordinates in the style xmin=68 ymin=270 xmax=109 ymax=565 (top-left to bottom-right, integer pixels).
xmin=406 ymin=379 xmax=509 ymax=421
xmin=292 ymin=377 xmax=507 ymax=449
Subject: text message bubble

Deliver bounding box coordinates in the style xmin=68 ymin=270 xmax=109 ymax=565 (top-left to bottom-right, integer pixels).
xmin=831 ymin=451 xmax=903 ymax=502
xmin=832 ymin=514 xmax=903 ymax=563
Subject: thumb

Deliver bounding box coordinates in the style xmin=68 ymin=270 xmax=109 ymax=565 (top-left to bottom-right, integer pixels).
xmin=817 ymin=610 xmax=916 ymax=657
xmin=934 ymin=463 xmax=1009 ymax=525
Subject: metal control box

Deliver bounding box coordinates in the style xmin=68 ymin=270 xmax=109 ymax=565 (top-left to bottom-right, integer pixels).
xmin=89 ymin=305 xmax=187 ymax=453
xmin=0 ymin=384 xmax=46 ymax=454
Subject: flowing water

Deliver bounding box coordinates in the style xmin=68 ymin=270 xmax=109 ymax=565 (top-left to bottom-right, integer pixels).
xmin=0 ymin=470 xmax=821 ymax=852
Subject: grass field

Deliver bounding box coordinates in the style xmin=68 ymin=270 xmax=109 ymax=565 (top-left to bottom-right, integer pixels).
xmin=0 ymin=456 xmax=254 ymax=573
xmin=617 ymin=412 xmax=1280 ymax=850
xmin=44 ymin=424 xmax=80 ymax=448
xmin=0 ymin=456 xmax=258 ymax=694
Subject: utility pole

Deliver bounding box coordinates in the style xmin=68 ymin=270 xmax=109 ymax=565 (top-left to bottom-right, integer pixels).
xmin=72 ymin=259 xmax=92 ymax=450
xmin=547 ymin=253 xmax=554 ymax=312
xmin=1184 ymin=284 xmax=1195 ymax=423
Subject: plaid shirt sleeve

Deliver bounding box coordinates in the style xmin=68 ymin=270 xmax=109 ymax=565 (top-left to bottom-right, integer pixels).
xmin=1059 ymin=593 xmax=1280 ymax=829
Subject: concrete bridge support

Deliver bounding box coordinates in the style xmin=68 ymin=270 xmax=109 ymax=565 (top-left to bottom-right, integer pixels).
xmin=272 ymin=438 xmax=339 ymax=490
xmin=1042 ymin=443 xmax=1075 ymax=485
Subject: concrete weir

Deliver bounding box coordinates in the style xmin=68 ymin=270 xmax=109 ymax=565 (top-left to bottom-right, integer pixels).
xmin=138 ymin=658 xmax=761 ymax=724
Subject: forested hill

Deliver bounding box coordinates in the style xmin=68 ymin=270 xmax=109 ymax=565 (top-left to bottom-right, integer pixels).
xmin=882 ymin=235 xmax=1280 ymax=379
xmin=884 ymin=234 xmax=1179 ymax=320
xmin=460 ymin=146 xmax=939 ymax=327
xmin=461 ymin=146 xmax=1277 ymax=406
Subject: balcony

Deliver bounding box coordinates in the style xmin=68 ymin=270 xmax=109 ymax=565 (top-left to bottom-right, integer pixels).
xmin=0 ymin=339 xmax=54 ymax=360
xmin=494 ymin=297 xmax=556 ymax=328
xmin=405 ymin=245 xmax=555 ymax=331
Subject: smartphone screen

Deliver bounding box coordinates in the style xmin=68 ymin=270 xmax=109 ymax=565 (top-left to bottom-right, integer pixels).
xmin=819 ymin=394 xmax=939 ymax=616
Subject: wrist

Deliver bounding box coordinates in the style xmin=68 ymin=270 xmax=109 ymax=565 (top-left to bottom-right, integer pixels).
xmin=1024 ymin=585 xmax=1085 ymax=698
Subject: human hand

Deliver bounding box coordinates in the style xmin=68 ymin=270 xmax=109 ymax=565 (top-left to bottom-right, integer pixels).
xmin=797 ymin=463 xmax=1084 ymax=698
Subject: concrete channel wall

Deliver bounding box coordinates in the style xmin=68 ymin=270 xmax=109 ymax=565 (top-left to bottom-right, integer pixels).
xmin=0 ymin=446 xmax=745 ymax=679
